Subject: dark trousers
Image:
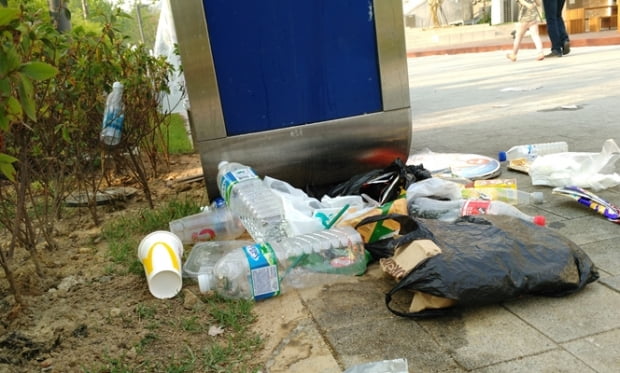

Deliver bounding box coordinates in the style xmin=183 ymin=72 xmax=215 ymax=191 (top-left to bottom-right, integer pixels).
xmin=543 ymin=0 xmax=569 ymax=53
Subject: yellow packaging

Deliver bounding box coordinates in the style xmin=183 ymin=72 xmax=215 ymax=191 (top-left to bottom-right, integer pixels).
xmin=337 ymin=197 xmax=408 ymax=243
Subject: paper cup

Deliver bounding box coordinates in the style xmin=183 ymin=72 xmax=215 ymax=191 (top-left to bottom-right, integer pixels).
xmin=137 ymin=231 xmax=184 ymax=299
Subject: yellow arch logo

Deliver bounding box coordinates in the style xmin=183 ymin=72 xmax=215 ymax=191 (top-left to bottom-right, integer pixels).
xmin=141 ymin=241 xmax=180 ymax=275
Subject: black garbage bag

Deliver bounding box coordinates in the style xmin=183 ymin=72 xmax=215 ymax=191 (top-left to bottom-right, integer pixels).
xmin=326 ymin=158 xmax=432 ymax=205
xmin=356 ymin=213 xmax=599 ymax=318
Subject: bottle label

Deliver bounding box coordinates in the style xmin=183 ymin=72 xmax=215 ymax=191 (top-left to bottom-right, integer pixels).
xmin=242 ymin=243 xmax=280 ymax=300
xmin=219 ymin=168 xmax=259 ymax=203
xmin=461 ymin=200 xmax=491 ymax=216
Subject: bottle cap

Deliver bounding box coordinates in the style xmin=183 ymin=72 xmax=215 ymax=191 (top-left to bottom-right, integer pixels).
xmin=498 ymin=151 xmax=507 ymax=162
xmin=531 ymin=192 xmax=544 ymax=204
xmin=213 ymin=197 xmax=226 ymax=208
xmin=197 ymin=273 xmax=212 ymax=293
xmin=217 ymin=160 xmax=229 ymax=169
xmin=533 ymin=215 xmax=546 ymax=226
xmin=112 ymin=81 xmax=123 ymax=89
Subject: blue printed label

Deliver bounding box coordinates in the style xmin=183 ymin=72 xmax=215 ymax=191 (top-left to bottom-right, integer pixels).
xmin=219 ymin=168 xmax=259 ymax=204
xmin=242 ymin=243 xmax=280 ymax=300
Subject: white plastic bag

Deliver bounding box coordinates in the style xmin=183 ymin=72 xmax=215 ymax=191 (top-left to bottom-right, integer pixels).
xmin=529 ymin=139 xmax=620 ymax=191
xmin=263 ymin=177 xmax=369 ymax=235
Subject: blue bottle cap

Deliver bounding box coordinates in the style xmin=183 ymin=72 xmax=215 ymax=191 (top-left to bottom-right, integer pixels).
xmin=214 ymin=197 xmax=226 ymax=208
xmin=498 ymin=151 xmax=507 ymax=162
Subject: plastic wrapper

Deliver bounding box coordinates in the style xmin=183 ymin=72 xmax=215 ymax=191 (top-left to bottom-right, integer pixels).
xmin=343 ymin=358 xmax=408 ymax=373
xmin=529 ymin=138 xmax=620 ymax=191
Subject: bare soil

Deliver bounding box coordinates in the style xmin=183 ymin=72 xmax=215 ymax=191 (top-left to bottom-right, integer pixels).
xmin=0 ymin=153 xmax=285 ymax=372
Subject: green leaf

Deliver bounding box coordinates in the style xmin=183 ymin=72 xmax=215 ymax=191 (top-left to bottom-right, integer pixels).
xmin=0 ymin=48 xmax=20 ymax=76
xmin=7 ymin=96 xmax=22 ymax=119
xmin=17 ymin=73 xmax=36 ymax=121
xmin=20 ymin=62 xmax=58 ymax=81
xmin=0 ymin=8 xmax=19 ymax=26
xmin=0 ymin=153 xmax=17 ymax=182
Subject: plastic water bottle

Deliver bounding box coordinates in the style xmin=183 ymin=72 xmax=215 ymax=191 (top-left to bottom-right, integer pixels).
xmin=100 ymin=81 xmax=125 ymax=147
xmin=202 ymin=226 xmax=367 ymax=300
xmin=499 ymin=141 xmax=568 ymax=162
xmin=217 ymin=161 xmax=291 ymax=243
xmin=409 ymin=197 xmax=546 ymax=226
xmin=168 ymin=197 xmax=246 ymax=244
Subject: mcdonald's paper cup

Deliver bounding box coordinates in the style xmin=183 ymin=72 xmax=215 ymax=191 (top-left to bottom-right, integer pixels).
xmin=137 ymin=231 xmax=184 ymax=299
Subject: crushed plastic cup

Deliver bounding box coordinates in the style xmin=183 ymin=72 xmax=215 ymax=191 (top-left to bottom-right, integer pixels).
xmin=137 ymin=231 xmax=184 ymax=299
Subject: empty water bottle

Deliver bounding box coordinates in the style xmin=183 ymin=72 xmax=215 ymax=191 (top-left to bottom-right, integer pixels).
xmin=409 ymin=197 xmax=546 ymax=226
xmin=202 ymin=226 xmax=367 ymax=300
xmin=499 ymin=141 xmax=568 ymax=162
xmin=168 ymin=197 xmax=246 ymax=244
xmin=217 ymin=161 xmax=291 ymax=243
xmin=101 ymin=82 xmax=125 ymax=147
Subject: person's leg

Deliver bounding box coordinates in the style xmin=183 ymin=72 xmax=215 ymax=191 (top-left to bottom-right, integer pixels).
xmin=542 ymin=0 xmax=562 ymax=55
xmin=529 ymin=23 xmax=545 ymax=60
xmin=556 ymin=0 xmax=570 ymax=54
xmin=508 ymin=22 xmax=528 ymax=61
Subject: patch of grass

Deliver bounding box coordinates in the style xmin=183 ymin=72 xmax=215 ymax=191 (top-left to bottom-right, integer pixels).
xmin=165 ymin=113 xmax=194 ymax=155
xmin=98 ymin=197 xmax=264 ymax=372
xmin=135 ymin=303 xmax=156 ymax=320
xmin=207 ymin=295 xmax=256 ymax=333
xmin=180 ymin=316 xmax=202 ymax=332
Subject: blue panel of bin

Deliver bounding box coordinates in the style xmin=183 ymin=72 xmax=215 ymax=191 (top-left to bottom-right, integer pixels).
xmin=203 ymin=0 xmax=383 ymax=135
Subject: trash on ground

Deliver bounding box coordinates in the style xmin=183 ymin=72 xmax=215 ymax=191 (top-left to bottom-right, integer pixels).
xmin=217 ymin=161 xmax=292 ymax=243
xmin=184 ymin=226 xmax=366 ymax=301
xmin=407 ymin=148 xmax=501 ymax=180
xmin=501 ymin=141 xmax=568 ymax=174
xmin=65 ymin=186 xmax=137 ymax=207
xmin=406 ymin=177 xmax=546 ymax=225
xmin=462 ymin=178 xmax=544 ymax=205
xmin=553 ymin=185 xmax=620 ymax=224
xmin=182 ymin=240 xmax=253 ymax=293
xmin=169 ymin=197 xmax=245 ymax=244
xmin=500 ymin=85 xmax=542 ymax=92
xmin=529 ymin=138 xmax=620 ymax=191
xmin=264 ymin=176 xmax=368 ymax=236
xmin=137 ymin=230 xmax=184 ymax=299
xmin=343 ymin=358 xmax=408 ymax=373
xmin=326 ymin=158 xmax=431 ymax=205
xmin=359 ymin=214 xmax=599 ymax=318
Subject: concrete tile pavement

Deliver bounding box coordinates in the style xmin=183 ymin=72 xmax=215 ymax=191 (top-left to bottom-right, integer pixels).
xmin=255 ymin=32 xmax=620 ymax=372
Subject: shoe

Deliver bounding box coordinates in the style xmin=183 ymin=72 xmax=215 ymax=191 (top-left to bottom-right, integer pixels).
xmin=536 ymin=53 xmax=545 ymax=61
xmin=506 ymin=53 xmax=517 ymax=62
xmin=545 ymin=51 xmax=562 ymax=58
xmin=563 ymin=41 xmax=571 ymax=55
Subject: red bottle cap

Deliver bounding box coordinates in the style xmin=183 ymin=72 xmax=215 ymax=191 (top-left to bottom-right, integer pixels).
xmin=533 ymin=215 xmax=546 ymax=226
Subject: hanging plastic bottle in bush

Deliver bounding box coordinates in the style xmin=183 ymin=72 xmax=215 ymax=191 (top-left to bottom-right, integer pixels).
xmin=100 ymin=82 xmax=125 ymax=147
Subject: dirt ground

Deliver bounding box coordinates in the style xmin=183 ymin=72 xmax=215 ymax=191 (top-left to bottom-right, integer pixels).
xmin=0 ymin=153 xmax=292 ymax=372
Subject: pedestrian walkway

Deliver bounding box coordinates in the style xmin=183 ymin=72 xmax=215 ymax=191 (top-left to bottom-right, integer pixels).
xmin=407 ymin=25 xmax=620 ymax=57
xmin=253 ymin=30 xmax=620 ymax=373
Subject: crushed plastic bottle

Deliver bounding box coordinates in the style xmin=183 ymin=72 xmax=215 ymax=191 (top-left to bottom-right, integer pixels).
xmin=168 ymin=197 xmax=245 ymax=244
xmin=217 ymin=161 xmax=292 ymax=243
xmin=203 ymin=226 xmax=367 ymax=300
xmin=409 ymin=197 xmax=546 ymax=226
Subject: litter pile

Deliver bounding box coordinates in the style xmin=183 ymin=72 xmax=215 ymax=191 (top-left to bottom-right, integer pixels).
xmin=137 ymin=139 xmax=620 ymax=320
